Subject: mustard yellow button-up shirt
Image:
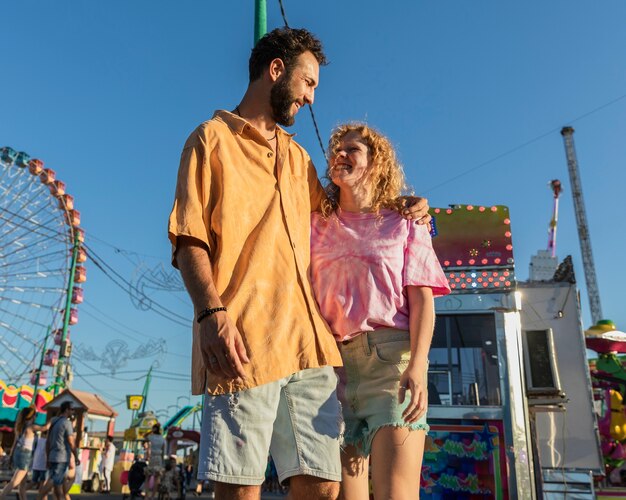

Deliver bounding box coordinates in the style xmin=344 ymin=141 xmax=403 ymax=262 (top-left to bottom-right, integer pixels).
xmin=168 ymin=110 xmax=342 ymax=395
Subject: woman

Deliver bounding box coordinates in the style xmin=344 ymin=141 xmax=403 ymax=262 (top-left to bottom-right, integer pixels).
xmin=145 ymin=423 xmax=166 ymax=500
xmin=310 ymin=123 xmax=450 ymax=499
xmin=0 ymin=407 xmax=50 ymax=500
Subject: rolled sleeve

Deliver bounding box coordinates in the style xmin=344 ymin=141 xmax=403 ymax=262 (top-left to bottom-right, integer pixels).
xmin=168 ymin=132 xmax=212 ymax=268
xmin=404 ymin=223 xmax=451 ymax=297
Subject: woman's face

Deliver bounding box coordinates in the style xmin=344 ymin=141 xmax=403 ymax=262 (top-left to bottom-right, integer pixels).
xmin=329 ymin=130 xmax=371 ymax=190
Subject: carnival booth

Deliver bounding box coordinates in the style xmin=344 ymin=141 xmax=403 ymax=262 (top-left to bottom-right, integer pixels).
xmin=0 ymin=381 xmax=53 ymax=482
xmin=0 ymin=380 xmax=53 ymax=436
xmin=518 ymin=276 xmax=602 ymax=498
xmin=424 ymin=205 xmax=534 ymax=499
xmin=44 ymin=389 xmax=118 ymax=492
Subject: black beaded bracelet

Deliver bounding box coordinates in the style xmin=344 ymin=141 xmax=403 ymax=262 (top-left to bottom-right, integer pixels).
xmin=196 ymin=306 xmax=227 ymax=324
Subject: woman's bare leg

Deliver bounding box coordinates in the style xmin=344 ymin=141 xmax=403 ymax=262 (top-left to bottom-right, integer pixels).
xmin=0 ymin=469 xmax=28 ymax=498
xmin=370 ymin=427 xmax=426 ymax=500
xmin=339 ymin=444 xmax=369 ymax=500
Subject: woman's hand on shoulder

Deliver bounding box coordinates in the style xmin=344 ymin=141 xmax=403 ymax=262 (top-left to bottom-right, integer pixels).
xmin=398 ymin=363 xmax=428 ymax=423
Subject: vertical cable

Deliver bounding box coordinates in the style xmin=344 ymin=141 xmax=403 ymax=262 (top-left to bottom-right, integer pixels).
xmin=277 ymin=0 xmax=326 ymax=157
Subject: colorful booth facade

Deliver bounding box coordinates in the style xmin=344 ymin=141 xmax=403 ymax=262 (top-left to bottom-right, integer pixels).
xmin=0 ymin=379 xmax=53 ymax=431
xmin=425 ymin=205 xmax=534 ymax=498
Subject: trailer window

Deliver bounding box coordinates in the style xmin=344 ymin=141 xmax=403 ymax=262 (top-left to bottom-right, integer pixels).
xmin=428 ymin=314 xmax=501 ymax=406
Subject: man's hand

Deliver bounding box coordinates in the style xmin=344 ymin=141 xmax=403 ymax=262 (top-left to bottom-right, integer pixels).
xmin=400 ymin=196 xmax=431 ymax=225
xmin=199 ymin=311 xmax=249 ymax=381
xmin=176 ymin=238 xmax=249 ymax=382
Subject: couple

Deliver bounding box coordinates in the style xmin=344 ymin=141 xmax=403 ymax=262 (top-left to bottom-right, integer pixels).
xmin=168 ymin=27 xmax=449 ymax=500
xmin=0 ymin=407 xmax=50 ymax=500
xmin=2 ymin=402 xmax=78 ymax=500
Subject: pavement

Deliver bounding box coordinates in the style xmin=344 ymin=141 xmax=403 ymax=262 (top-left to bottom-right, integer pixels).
xmin=17 ymin=491 xmax=288 ymax=500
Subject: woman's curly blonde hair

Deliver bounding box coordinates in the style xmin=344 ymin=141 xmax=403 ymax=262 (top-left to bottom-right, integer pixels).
xmin=322 ymin=123 xmax=409 ymax=216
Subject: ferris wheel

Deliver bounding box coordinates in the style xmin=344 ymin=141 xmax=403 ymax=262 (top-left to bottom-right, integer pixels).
xmin=0 ymin=146 xmax=86 ymax=391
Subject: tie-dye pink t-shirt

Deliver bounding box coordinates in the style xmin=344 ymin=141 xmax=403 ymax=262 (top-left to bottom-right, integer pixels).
xmin=310 ymin=209 xmax=451 ymax=341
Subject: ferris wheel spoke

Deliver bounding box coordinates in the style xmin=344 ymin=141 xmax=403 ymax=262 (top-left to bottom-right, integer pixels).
xmin=0 ymin=216 xmax=68 ymax=243
xmin=0 ymin=304 xmax=55 ymax=331
xmin=0 ymin=250 xmax=68 ymax=274
xmin=1 ymin=173 xmax=50 ymax=221
xmin=0 ymin=247 xmax=67 ymax=266
xmin=0 ymin=285 xmax=67 ymax=294
xmin=1 ymin=167 xmax=48 ymax=205
xmin=0 ymin=295 xmax=63 ymax=313
xmin=0 ymin=335 xmax=33 ymax=365
xmin=0 ymin=361 xmax=16 ymax=382
xmin=0 ymin=269 xmax=68 ymax=282
xmin=0 ymin=228 xmax=68 ymax=256
xmin=0 ymin=349 xmax=39 ymax=384
xmin=0 ymin=210 xmax=69 ymax=245
xmin=0 ymin=223 xmax=68 ymax=251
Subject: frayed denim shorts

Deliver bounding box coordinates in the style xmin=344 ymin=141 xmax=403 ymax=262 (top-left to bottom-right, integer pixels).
xmin=197 ymin=366 xmax=342 ymax=486
xmin=336 ymin=328 xmax=429 ymax=456
xmin=12 ymin=446 xmax=32 ymax=471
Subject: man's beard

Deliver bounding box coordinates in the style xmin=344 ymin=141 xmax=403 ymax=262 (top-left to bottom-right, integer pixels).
xmin=270 ymin=73 xmax=296 ymax=127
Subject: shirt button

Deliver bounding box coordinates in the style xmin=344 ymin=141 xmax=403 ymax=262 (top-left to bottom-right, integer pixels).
xmin=267 ymin=152 xmax=273 ymax=158
xmin=291 ymin=242 xmax=296 ymax=249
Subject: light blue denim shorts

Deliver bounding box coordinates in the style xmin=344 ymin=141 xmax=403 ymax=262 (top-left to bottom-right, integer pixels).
xmin=197 ymin=366 xmax=342 ymax=486
xmin=336 ymin=328 xmax=429 ymax=456
xmin=12 ymin=446 xmax=32 ymax=471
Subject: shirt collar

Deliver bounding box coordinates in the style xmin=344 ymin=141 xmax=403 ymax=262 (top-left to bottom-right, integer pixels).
xmin=213 ymin=110 xmax=295 ymax=138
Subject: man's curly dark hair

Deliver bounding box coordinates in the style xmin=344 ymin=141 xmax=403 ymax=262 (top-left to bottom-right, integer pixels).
xmin=249 ymin=27 xmax=327 ymax=82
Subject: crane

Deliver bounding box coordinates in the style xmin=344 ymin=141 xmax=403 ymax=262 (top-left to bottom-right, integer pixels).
xmin=560 ymin=126 xmax=603 ymax=324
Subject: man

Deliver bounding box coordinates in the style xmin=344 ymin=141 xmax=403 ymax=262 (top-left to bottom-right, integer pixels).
xmin=168 ymin=27 xmax=431 ymax=500
xmin=38 ymin=402 xmax=78 ymax=500
xmin=100 ymin=435 xmax=116 ymax=493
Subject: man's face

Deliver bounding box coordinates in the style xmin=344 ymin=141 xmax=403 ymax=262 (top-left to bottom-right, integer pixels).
xmin=270 ymin=51 xmax=319 ymax=126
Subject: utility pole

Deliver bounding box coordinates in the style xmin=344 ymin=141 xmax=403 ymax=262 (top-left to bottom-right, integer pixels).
xmin=139 ymin=365 xmax=154 ymax=415
xmin=254 ymin=0 xmax=267 ymax=45
xmin=560 ymin=127 xmax=603 ymax=324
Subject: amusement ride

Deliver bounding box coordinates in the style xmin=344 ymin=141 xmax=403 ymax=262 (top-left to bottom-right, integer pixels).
xmin=0 ymin=146 xmax=86 ymax=425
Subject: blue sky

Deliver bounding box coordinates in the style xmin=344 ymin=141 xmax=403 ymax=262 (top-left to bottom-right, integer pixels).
xmin=2 ymin=1 xmax=625 ymax=428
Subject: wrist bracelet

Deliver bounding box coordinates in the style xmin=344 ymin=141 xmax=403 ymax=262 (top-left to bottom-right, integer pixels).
xmin=197 ymin=306 xmax=227 ymax=324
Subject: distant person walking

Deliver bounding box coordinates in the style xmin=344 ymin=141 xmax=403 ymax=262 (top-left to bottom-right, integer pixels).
xmin=100 ymin=435 xmax=116 ymax=493
xmin=145 ymin=424 xmax=166 ymax=500
xmin=0 ymin=407 xmax=50 ymax=500
xmin=31 ymin=430 xmax=49 ymax=495
xmin=38 ymin=402 xmax=78 ymax=500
